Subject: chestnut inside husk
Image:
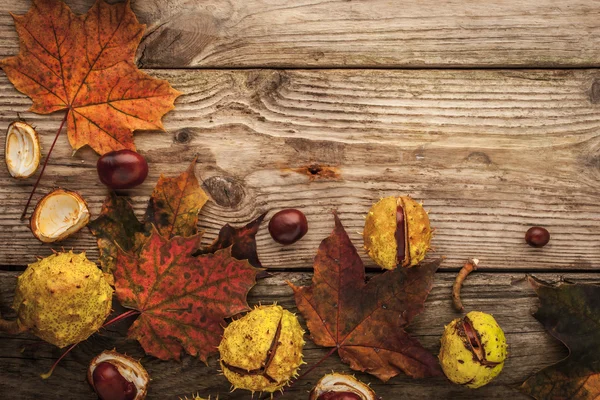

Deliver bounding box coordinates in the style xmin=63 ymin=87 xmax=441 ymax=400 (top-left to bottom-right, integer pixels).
xmin=88 ymin=350 xmax=149 ymax=400
xmin=309 ymin=373 xmax=378 ymax=400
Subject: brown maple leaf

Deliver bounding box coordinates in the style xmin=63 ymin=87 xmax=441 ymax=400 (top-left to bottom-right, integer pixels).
xmin=521 ymin=276 xmax=600 ymax=399
xmin=115 ymin=228 xmax=260 ymax=361
xmin=89 ymin=159 xmax=208 ymax=273
xmin=196 ymin=213 xmax=267 ymax=269
xmin=145 ymin=158 xmax=208 ymax=238
xmin=290 ymin=213 xmax=443 ymax=382
xmin=1 ymin=0 xmax=180 ymax=154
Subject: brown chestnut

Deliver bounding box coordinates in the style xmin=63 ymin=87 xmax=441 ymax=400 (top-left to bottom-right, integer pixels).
xmin=92 ymin=362 xmax=137 ymax=400
xmin=88 ymin=350 xmax=149 ymax=400
xmin=97 ymin=150 xmax=148 ymax=190
xmin=525 ymin=226 xmax=550 ymax=248
xmin=268 ymin=209 xmax=308 ymax=245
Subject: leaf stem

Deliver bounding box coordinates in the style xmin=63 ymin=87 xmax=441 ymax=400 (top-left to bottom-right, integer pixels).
xmin=40 ymin=309 xmax=139 ymax=379
xmin=101 ymin=309 xmax=140 ymax=329
xmin=271 ymin=346 xmax=338 ymax=399
xmin=21 ymin=111 xmax=69 ymax=220
xmin=40 ymin=342 xmax=77 ymax=379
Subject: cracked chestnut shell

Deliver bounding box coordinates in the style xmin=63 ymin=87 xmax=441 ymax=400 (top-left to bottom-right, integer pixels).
xmin=30 ymin=188 xmax=90 ymax=243
xmin=218 ymin=304 xmax=305 ymax=393
xmin=88 ymin=350 xmax=149 ymax=400
xmin=309 ymin=373 xmax=378 ymax=400
xmin=439 ymin=311 xmax=507 ymax=388
xmin=5 ymin=121 xmax=41 ymax=179
xmin=363 ymin=196 xmax=432 ymax=270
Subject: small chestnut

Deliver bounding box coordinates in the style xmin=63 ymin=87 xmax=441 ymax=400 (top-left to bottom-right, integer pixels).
xmin=268 ymin=209 xmax=308 ymax=245
xmin=97 ymin=149 xmax=148 ymax=190
xmin=525 ymin=226 xmax=550 ymax=248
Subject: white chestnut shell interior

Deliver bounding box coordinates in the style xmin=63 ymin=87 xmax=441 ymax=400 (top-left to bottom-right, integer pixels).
xmin=88 ymin=350 xmax=149 ymax=400
xmin=309 ymin=373 xmax=376 ymax=400
xmin=30 ymin=189 xmax=90 ymax=243
xmin=5 ymin=121 xmax=41 ymax=179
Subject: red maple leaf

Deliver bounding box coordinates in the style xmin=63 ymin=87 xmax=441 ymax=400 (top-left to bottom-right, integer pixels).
xmin=1 ymin=0 xmax=180 ymax=154
xmin=114 ymin=228 xmax=260 ymax=361
xmin=290 ymin=214 xmax=443 ymax=381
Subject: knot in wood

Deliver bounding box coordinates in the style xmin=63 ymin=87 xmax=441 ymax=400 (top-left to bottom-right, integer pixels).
xmin=174 ymin=129 xmax=193 ymax=144
xmin=203 ymin=176 xmax=245 ymax=208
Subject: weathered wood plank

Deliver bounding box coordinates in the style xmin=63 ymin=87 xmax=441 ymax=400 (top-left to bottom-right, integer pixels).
xmin=0 ymin=0 xmax=598 ymax=68
xmin=0 ymin=69 xmax=599 ymax=270
xmin=1 ymin=270 xmax=596 ymax=399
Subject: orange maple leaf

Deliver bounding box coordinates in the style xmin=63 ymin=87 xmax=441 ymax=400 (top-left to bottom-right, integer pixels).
xmin=1 ymin=0 xmax=180 ymax=154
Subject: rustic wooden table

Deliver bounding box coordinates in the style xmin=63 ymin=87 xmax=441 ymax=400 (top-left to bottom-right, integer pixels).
xmin=0 ymin=0 xmax=599 ymax=399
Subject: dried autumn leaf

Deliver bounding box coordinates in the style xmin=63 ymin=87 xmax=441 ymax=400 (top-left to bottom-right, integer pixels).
xmin=145 ymin=158 xmax=208 ymax=238
xmin=290 ymin=214 xmax=443 ymax=382
xmin=115 ymin=228 xmax=260 ymax=361
xmin=1 ymin=0 xmax=180 ymax=154
xmin=196 ymin=212 xmax=267 ymax=269
xmin=89 ymin=160 xmax=208 ymax=272
xmin=88 ymin=192 xmax=145 ymax=273
xmin=521 ymin=277 xmax=600 ymax=400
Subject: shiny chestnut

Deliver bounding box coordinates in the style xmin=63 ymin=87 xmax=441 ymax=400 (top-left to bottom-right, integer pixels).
xmin=525 ymin=226 xmax=550 ymax=248
xmin=97 ymin=150 xmax=148 ymax=189
xmin=88 ymin=350 xmax=149 ymax=400
xmin=92 ymin=362 xmax=137 ymax=400
xmin=268 ymin=209 xmax=308 ymax=245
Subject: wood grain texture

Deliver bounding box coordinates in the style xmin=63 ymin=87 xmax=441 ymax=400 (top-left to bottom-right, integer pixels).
xmin=0 ymin=0 xmax=599 ymax=68
xmin=1 ymin=270 xmax=596 ymax=399
xmin=0 ymin=69 xmax=598 ymax=270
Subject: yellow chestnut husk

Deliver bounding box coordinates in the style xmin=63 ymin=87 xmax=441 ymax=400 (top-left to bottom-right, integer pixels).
xmin=5 ymin=121 xmax=41 ymax=179
xmin=0 ymin=251 xmax=112 ymax=348
xmin=309 ymin=373 xmax=377 ymax=400
xmin=218 ymin=304 xmax=305 ymax=394
xmin=439 ymin=311 xmax=507 ymax=389
xmin=363 ymin=196 xmax=433 ymax=270
xmin=30 ymin=188 xmax=90 ymax=243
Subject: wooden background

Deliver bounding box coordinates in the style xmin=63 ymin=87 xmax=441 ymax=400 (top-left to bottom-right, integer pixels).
xmin=0 ymin=0 xmax=599 ymax=399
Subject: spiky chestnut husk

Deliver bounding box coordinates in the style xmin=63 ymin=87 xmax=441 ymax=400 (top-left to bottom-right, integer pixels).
xmin=218 ymin=305 xmax=305 ymax=394
xmin=180 ymin=395 xmax=216 ymax=400
xmin=309 ymin=373 xmax=378 ymax=400
xmin=363 ymin=196 xmax=432 ymax=270
xmin=7 ymin=251 xmax=112 ymax=348
xmin=439 ymin=311 xmax=507 ymax=389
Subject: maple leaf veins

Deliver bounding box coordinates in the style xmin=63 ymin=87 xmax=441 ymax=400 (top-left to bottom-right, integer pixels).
xmin=1 ymin=0 xmax=180 ymax=154
xmin=290 ymin=213 xmax=443 ymax=382
xmin=115 ymin=228 xmax=261 ymax=361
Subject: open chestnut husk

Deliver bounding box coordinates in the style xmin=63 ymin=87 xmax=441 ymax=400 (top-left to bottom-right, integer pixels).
xmin=88 ymin=350 xmax=149 ymax=400
xmin=363 ymin=195 xmax=433 ymax=270
xmin=30 ymin=188 xmax=90 ymax=243
xmin=5 ymin=121 xmax=41 ymax=179
xmin=309 ymin=373 xmax=378 ymax=400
